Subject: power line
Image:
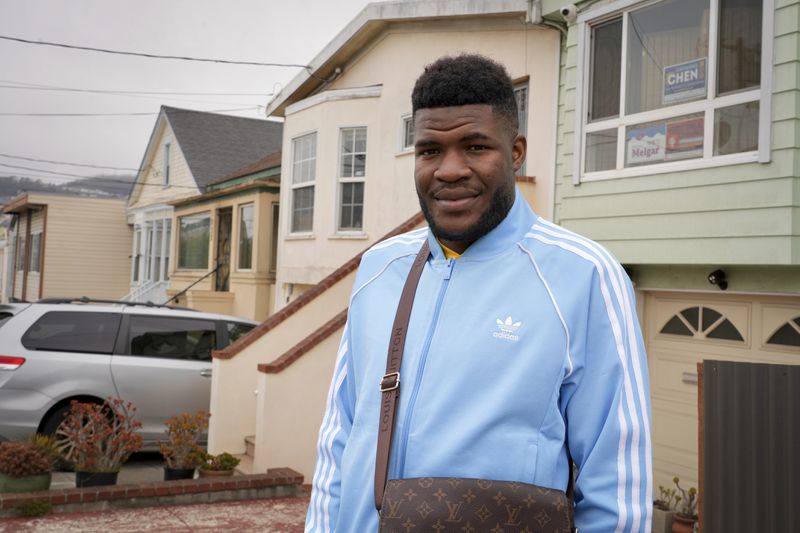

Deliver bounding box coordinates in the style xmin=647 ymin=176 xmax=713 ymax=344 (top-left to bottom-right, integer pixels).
xmin=0 ymin=162 xmax=122 ymax=179
xmin=0 ymin=153 xmax=139 ymax=172
xmin=0 ymin=170 xmax=199 ymax=191
xmin=0 ymin=34 xmax=311 ymax=69
xmin=0 ymin=106 xmax=261 ymax=117
xmin=0 ymin=79 xmax=272 ymax=96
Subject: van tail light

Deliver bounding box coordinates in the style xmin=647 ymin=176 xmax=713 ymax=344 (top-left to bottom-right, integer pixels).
xmin=0 ymin=356 xmax=25 ymax=370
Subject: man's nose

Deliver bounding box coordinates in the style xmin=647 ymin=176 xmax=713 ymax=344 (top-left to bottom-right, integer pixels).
xmin=433 ymin=149 xmax=469 ymax=182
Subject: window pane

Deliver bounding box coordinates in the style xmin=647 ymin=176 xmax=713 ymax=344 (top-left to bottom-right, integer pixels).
xmin=29 ymin=233 xmax=41 ymax=273
xmin=340 ymin=127 xmax=367 ymax=178
xmin=129 ymin=316 xmax=217 ymax=361
xmin=227 ymin=322 xmax=255 ymax=344
xmin=714 ymin=101 xmax=759 ymax=155
xmin=589 ymin=18 xmax=622 ymax=121
xmin=238 ymin=204 xmax=254 ymax=270
xmin=22 ymin=311 xmax=121 ymax=354
xmin=270 ymin=204 xmax=279 ymax=272
xmin=339 ymin=182 xmax=364 ymax=231
xmin=178 ymin=213 xmax=210 ymax=269
xmin=291 ymin=186 xmax=314 ymax=233
xmin=585 ymin=129 xmax=617 ymax=172
xmin=403 ymin=117 xmax=415 ymax=149
xmin=718 ymin=0 xmax=761 ymax=95
xmin=626 ymin=0 xmax=709 ymax=114
xmin=292 ymin=133 xmax=316 ymax=184
xmin=625 ymin=113 xmax=703 ymax=167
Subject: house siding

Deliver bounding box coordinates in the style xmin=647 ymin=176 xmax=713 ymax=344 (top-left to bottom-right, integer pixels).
xmin=36 ymin=194 xmax=131 ymax=299
xmin=128 ymin=122 xmax=199 ymax=210
xmin=554 ymin=0 xmax=800 ymax=269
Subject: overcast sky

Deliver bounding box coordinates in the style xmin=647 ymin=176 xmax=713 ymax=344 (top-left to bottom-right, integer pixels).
xmin=0 ymin=0 xmax=382 ymax=186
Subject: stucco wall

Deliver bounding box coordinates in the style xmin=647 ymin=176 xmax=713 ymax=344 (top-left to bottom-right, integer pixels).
xmin=275 ymin=17 xmax=560 ymax=310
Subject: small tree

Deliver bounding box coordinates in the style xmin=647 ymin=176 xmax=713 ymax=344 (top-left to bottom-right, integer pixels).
xmin=160 ymin=411 xmax=210 ymax=469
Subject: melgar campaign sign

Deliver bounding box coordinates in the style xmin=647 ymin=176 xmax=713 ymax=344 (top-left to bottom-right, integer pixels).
xmin=663 ymin=58 xmax=707 ymax=105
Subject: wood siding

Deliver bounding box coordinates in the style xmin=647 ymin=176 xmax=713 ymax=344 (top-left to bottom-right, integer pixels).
xmin=128 ymin=120 xmax=199 ymax=209
xmin=554 ymin=0 xmax=800 ymax=266
xmin=28 ymin=194 xmax=132 ymax=299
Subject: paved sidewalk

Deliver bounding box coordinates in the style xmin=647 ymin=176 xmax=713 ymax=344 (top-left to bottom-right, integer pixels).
xmin=0 ymin=495 xmax=309 ymax=532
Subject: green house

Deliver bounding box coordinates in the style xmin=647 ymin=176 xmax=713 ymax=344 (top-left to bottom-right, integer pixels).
xmin=544 ymin=0 xmax=799 ymax=494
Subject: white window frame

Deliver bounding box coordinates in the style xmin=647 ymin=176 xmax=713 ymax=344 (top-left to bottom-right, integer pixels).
xmin=336 ymin=126 xmax=367 ymax=234
xmin=573 ymin=0 xmax=774 ymax=184
xmin=163 ymin=142 xmax=171 ymax=186
xmin=237 ymin=203 xmax=254 ymax=272
xmin=400 ymin=114 xmax=414 ymax=152
xmin=513 ymin=81 xmax=529 ymax=176
xmin=290 ymin=132 xmax=317 ymax=235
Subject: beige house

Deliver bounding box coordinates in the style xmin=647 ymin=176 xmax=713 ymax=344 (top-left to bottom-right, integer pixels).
xmin=266 ymin=0 xmax=559 ymax=311
xmin=167 ymin=152 xmax=281 ymax=321
xmin=127 ymin=106 xmax=282 ymax=305
xmin=2 ymin=192 xmax=131 ymax=302
xmin=208 ymin=0 xmax=560 ymax=480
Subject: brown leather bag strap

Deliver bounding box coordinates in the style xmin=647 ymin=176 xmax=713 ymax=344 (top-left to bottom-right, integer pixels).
xmin=374 ymin=240 xmax=430 ymax=511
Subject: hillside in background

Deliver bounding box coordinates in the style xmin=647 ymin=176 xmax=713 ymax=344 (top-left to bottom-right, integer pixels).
xmin=0 ymin=175 xmax=135 ymax=206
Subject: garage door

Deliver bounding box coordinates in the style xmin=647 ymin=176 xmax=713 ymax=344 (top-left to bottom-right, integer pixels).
xmin=645 ymin=291 xmax=800 ymax=493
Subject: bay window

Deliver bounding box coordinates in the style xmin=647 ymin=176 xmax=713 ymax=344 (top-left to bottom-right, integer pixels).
xmin=291 ymin=133 xmax=316 ymax=233
xmin=338 ymin=127 xmax=367 ymax=232
xmin=577 ymin=0 xmax=769 ymax=181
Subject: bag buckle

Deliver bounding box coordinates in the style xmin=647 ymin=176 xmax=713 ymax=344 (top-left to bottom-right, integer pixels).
xmin=380 ymin=372 xmax=400 ymax=392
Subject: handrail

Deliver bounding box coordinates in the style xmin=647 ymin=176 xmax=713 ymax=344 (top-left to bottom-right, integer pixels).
xmin=164 ymin=263 xmax=220 ymax=305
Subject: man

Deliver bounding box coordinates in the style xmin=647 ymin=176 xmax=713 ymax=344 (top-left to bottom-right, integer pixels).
xmin=306 ymin=54 xmax=652 ymax=532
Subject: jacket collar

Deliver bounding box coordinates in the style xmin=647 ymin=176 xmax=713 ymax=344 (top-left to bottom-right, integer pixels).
xmin=426 ymin=188 xmax=537 ymax=262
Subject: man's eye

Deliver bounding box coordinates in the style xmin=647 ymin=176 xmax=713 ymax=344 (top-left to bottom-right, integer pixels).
xmin=467 ymin=145 xmax=488 ymax=151
xmin=417 ymin=148 xmax=439 ymax=156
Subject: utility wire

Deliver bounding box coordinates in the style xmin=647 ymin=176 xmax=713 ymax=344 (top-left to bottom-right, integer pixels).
xmin=0 ymin=106 xmax=261 ymax=117
xmin=0 ymin=153 xmax=139 ymax=172
xmin=0 ymin=34 xmax=310 ymax=69
xmin=1 ymin=170 xmax=200 ymax=190
xmin=0 ymin=79 xmax=272 ymax=96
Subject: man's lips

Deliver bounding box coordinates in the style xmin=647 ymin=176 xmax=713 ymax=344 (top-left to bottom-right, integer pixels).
xmin=432 ymin=189 xmax=480 ymax=211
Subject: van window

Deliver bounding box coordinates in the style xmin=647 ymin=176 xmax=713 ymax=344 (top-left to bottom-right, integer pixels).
xmin=22 ymin=311 xmax=121 ymax=354
xmin=226 ymin=322 xmax=255 ymax=344
xmin=128 ymin=316 xmax=217 ymax=361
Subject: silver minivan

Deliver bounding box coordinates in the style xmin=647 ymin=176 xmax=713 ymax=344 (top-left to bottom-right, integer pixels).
xmin=0 ymin=299 xmax=257 ymax=447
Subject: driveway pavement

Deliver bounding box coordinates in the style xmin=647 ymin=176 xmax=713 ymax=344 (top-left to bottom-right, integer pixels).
xmin=0 ymin=496 xmax=309 ymax=532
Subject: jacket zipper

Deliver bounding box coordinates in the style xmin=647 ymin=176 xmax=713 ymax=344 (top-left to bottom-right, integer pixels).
xmin=394 ymin=258 xmax=454 ymax=477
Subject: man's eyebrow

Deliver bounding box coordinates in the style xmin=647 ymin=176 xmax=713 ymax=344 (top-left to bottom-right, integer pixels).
xmin=414 ymin=139 xmax=439 ymax=149
xmin=460 ymin=132 xmax=491 ymax=143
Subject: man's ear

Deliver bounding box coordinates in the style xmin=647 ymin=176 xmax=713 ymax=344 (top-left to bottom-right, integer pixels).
xmin=512 ymin=134 xmax=527 ymax=172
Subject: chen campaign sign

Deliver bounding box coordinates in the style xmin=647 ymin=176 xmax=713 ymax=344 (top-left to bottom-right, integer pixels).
xmin=663 ymin=58 xmax=707 ymax=104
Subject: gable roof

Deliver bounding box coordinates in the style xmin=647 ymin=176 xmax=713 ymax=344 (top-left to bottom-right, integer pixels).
xmin=162 ymin=106 xmax=283 ymax=189
xmin=264 ymin=0 xmax=532 ymax=116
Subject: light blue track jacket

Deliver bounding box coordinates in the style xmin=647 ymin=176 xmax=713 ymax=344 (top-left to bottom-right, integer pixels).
xmin=306 ymin=192 xmax=652 ymax=532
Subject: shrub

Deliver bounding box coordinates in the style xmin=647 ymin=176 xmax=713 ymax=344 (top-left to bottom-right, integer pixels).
xmin=160 ymin=411 xmax=210 ymax=469
xmin=201 ymin=452 xmax=241 ymax=471
xmin=0 ymin=441 xmax=52 ymax=477
xmin=55 ymin=398 xmax=143 ymax=473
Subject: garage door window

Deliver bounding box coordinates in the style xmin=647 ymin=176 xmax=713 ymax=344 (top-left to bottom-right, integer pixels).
xmin=129 ymin=316 xmax=216 ymax=361
xmin=660 ymin=305 xmax=743 ymax=341
xmin=22 ymin=312 xmax=121 ymax=354
xmin=766 ymin=317 xmax=800 ymax=348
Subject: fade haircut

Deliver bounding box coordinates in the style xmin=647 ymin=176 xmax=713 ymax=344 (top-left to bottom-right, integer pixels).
xmin=411 ymin=54 xmax=518 ymax=135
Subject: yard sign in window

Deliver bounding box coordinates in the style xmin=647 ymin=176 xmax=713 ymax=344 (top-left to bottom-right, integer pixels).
xmin=578 ymin=0 xmax=766 ymax=179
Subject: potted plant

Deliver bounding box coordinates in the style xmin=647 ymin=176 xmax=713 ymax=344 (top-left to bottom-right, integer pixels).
xmin=0 ymin=440 xmax=53 ymax=493
xmin=54 ymin=398 xmax=143 ymax=487
xmin=198 ymin=452 xmax=241 ymax=478
xmin=671 ymin=477 xmax=698 ymax=533
xmin=653 ymin=483 xmax=679 ymax=533
xmin=160 ymin=411 xmax=209 ymax=480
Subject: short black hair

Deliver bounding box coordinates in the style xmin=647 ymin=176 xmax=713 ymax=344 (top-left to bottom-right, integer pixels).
xmin=411 ymin=54 xmax=518 ymax=133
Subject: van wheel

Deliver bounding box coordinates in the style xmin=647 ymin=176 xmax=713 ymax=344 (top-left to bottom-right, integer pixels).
xmin=40 ymin=404 xmax=72 ymax=437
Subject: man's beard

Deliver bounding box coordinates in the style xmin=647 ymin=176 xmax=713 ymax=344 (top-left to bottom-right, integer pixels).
xmin=419 ymin=182 xmax=515 ymax=245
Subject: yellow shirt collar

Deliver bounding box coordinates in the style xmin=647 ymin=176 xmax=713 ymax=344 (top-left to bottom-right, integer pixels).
xmin=438 ymin=240 xmax=462 ymax=259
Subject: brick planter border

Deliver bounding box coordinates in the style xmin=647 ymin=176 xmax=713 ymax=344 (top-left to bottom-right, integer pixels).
xmin=0 ymin=468 xmax=303 ymax=518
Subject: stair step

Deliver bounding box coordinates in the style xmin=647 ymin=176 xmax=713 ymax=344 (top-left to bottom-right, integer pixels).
xmin=234 ymin=453 xmax=255 ymax=475
xmin=245 ymin=435 xmax=256 ymax=457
